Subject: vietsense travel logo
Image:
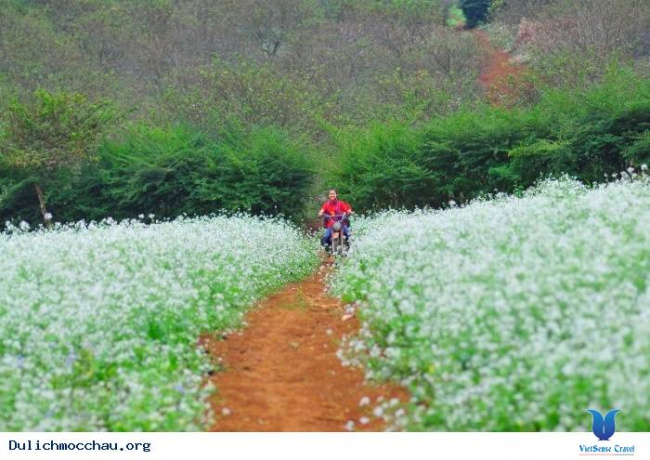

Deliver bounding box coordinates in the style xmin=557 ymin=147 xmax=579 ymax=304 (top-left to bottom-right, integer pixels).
xmin=579 ymin=409 xmax=636 ymax=456
xmin=588 ymin=409 xmax=620 ymax=441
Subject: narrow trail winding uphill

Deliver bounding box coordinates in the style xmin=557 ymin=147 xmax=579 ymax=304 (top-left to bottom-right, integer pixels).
xmin=201 ymin=31 xmax=525 ymax=432
xmin=203 ymin=261 xmax=408 ymax=432
xmin=474 ymin=29 xmax=527 ymax=106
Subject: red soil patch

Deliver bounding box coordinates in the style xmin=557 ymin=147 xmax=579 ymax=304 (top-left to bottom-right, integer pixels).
xmin=202 ymin=261 xmax=408 ymax=431
xmin=474 ymin=29 xmax=528 ymax=106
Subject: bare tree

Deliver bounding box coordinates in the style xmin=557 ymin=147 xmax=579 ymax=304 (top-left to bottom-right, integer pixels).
xmin=220 ymin=0 xmax=316 ymax=60
xmin=518 ymin=0 xmax=649 ymax=60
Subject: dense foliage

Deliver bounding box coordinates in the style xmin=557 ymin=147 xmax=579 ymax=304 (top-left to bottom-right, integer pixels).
xmin=332 ymin=176 xmax=650 ymax=431
xmin=1 ymin=0 xmax=648 ymax=222
xmin=1 ymin=122 xmax=315 ymax=224
xmin=0 ymin=215 xmax=317 ymax=430
xmin=1 ymin=90 xmax=119 ymax=225
xmin=0 ymin=0 xmax=480 ymax=129
xmin=329 ymin=68 xmax=650 ymax=211
xmin=0 ymin=0 xmax=488 ymax=224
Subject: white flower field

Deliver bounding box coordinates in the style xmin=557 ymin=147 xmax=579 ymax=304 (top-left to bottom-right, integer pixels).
xmin=332 ymin=176 xmax=650 ymax=431
xmin=3 ymin=176 xmax=649 ymax=432
xmin=0 ymin=216 xmax=317 ymax=430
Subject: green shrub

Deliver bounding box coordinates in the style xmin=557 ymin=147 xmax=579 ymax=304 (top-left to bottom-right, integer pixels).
xmin=507 ymin=139 xmax=575 ymax=186
xmin=0 ymin=89 xmax=118 ymax=226
xmin=1 ymin=123 xmax=315 ymax=225
xmin=327 ymin=123 xmax=433 ymax=210
xmin=328 ymin=65 xmax=650 ymax=212
xmin=624 ymin=131 xmax=650 ymax=166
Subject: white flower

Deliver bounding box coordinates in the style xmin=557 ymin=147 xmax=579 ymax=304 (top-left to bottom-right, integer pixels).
xmin=331 ymin=176 xmax=650 ymax=431
xmin=0 ymin=214 xmax=317 ymax=430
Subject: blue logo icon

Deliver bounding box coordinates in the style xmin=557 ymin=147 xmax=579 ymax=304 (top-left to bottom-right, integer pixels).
xmin=587 ymin=409 xmax=621 ymax=441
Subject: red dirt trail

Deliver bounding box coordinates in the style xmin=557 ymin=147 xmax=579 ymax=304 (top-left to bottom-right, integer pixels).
xmin=474 ymin=29 xmax=527 ymax=106
xmin=202 ymin=261 xmax=408 ymax=432
xmin=201 ymin=31 xmax=522 ymax=432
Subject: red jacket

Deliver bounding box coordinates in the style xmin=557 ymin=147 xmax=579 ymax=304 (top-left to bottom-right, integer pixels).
xmin=321 ymin=200 xmax=351 ymax=228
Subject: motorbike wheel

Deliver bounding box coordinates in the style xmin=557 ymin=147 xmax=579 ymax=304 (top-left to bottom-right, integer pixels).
xmin=331 ymin=236 xmax=340 ymax=257
xmin=337 ymin=235 xmax=346 ymax=257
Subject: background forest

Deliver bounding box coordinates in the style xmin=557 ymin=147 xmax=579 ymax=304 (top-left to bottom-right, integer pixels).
xmin=1 ymin=0 xmax=649 ymax=224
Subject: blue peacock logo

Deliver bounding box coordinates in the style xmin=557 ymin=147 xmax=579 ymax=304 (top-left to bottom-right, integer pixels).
xmin=587 ymin=409 xmax=621 ymax=441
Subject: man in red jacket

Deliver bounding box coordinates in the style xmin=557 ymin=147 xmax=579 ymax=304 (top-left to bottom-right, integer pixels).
xmin=318 ymin=189 xmax=352 ymax=248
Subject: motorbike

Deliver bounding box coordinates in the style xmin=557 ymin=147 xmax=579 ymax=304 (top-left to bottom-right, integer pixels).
xmin=323 ymin=213 xmax=350 ymax=257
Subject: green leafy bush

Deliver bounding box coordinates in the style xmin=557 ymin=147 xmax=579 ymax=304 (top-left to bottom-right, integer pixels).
xmin=0 ymin=89 xmax=118 ymax=226
xmin=1 ymin=123 xmax=315 ymax=225
xmin=624 ymin=131 xmax=650 ymax=166
xmin=328 ymin=66 xmax=650 ymax=211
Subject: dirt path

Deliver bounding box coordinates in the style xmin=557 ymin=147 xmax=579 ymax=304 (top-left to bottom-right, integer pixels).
xmin=474 ymin=29 xmax=527 ymax=106
xmin=202 ymin=260 xmax=408 ymax=431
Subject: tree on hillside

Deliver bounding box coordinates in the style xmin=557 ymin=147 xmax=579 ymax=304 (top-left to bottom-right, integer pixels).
xmin=489 ymin=0 xmax=557 ymax=25
xmin=221 ymin=0 xmax=317 ymax=60
xmin=0 ymin=90 xmax=118 ymax=227
xmin=460 ymin=0 xmax=492 ymax=27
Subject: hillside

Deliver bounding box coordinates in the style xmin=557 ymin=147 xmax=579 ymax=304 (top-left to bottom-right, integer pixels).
xmin=1 ymin=0 xmax=649 ymax=225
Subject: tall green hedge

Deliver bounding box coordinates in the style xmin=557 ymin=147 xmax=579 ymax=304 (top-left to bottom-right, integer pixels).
xmin=0 ymin=124 xmax=315 ymax=225
xmin=329 ymin=67 xmax=650 ymax=211
xmin=3 ymin=68 xmax=648 ymax=225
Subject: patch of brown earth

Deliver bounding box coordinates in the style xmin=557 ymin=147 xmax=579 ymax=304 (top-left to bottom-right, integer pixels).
xmin=202 ymin=261 xmax=408 ymax=432
xmin=474 ymin=29 xmax=529 ymax=106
